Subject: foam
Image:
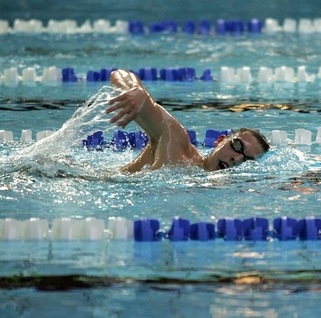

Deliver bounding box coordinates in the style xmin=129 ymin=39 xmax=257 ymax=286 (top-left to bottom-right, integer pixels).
xmin=0 ymin=85 xmax=120 ymax=176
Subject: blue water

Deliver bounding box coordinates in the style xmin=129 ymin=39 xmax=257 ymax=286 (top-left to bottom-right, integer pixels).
xmin=1 ymin=0 xmax=321 ymax=24
xmin=1 ymin=1 xmax=321 ymax=317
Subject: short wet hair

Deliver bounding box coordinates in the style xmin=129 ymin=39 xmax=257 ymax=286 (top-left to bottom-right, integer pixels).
xmin=233 ymin=128 xmax=270 ymax=153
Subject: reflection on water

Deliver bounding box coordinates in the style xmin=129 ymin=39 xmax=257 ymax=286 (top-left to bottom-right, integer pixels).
xmin=1 ymin=280 xmax=320 ymax=318
xmin=1 ymin=239 xmax=321 ymax=317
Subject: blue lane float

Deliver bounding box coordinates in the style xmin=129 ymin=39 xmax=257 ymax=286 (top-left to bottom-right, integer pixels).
xmin=149 ymin=20 xmax=178 ymax=34
xmin=82 ymin=129 xmax=231 ymax=151
xmin=2 ymin=128 xmax=320 ymax=146
xmin=138 ymin=67 xmax=158 ymax=81
xmin=167 ymin=217 xmax=190 ymax=241
xmin=1 ymin=216 xmax=321 ymax=241
xmin=62 ymin=67 xmax=77 ymax=82
xmin=128 ymin=20 xmax=145 ymax=34
xmin=62 ymin=65 xmax=317 ymax=84
xmin=297 ymin=217 xmax=321 ymax=240
xmin=2 ymin=64 xmax=320 ymax=85
xmin=82 ymin=131 xmax=106 ymax=151
xmin=243 ymin=217 xmax=269 ymax=241
xmin=82 ymin=130 xmax=150 ymax=151
xmin=217 ymin=218 xmax=243 ymax=241
xmin=190 ymin=222 xmax=216 ymax=241
xmin=79 ymin=127 xmax=321 ymax=151
xmin=63 ymin=66 xmax=213 ymax=83
xmin=134 ymin=219 xmax=160 ymax=241
xmin=273 ymin=217 xmax=298 ymax=240
xmin=3 ymin=18 xmax=321 ymax=35
xmin=130 ymin=19 xmax=263 ymax=35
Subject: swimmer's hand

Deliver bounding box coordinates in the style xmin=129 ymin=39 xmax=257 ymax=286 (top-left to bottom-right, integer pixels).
xmin=107 ymin=86 xmax=146 ymax=128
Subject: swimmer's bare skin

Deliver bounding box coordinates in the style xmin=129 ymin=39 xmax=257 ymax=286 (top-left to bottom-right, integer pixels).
xmin=107 ymin=69 xmax=269 ymax=173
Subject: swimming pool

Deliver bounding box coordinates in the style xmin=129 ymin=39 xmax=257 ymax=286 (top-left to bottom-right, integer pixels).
xmin=1 ymin=1 xmax=321 ymax=317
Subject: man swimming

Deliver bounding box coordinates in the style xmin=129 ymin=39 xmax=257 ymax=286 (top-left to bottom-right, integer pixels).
xmin=106 ymin=69 xmax=270 ymax=173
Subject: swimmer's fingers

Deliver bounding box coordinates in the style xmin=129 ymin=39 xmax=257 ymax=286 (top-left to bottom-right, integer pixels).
xmin=109 ymin=89 xmax=127 ymax=102
xmin=107 ymin=97 xmax=136 ymax=127
xmin=106 ymin=94 xmax=125 ymax=113
xmin=106 ymin=100 xmax=123 ymax=114
xmin=116 ymin=113 xmax=137 ymax=128
xmin=107 ymin=91 xmax=133 ymax=114
xmin=106 ymin=86 xmax=145 ymax=126
xmin=109 ymin=107 xmax=137 ymax=127
xmin=108 ymin=86 xmax=139 ymax=106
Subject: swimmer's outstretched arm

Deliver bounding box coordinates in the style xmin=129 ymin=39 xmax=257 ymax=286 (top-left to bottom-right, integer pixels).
xmin=107 ymin=69 xmax=183 ymax=142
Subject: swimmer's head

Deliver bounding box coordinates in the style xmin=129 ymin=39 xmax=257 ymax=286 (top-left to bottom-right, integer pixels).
xmin=203 ymin=128 xmax=270 ymax=171
xmin=233 ymin=128 xmax=270 ymax=153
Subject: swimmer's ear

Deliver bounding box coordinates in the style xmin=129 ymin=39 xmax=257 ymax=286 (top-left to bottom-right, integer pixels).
xmin=214 ymin=134 xmax=226 ymax=147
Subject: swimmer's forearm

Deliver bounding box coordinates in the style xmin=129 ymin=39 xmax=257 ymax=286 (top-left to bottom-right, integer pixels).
xmin=108 ymin=86 xmax=165 ymax=140
xmin=109 ymin=70 xmax=171 ymax=139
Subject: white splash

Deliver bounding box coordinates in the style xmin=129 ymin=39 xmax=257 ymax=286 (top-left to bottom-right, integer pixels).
xmin=0 ymin=85 xmax=124 ymax=177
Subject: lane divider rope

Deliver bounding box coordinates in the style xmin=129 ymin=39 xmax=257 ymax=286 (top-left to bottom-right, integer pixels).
xmin=1 ymin=128 xmax=320 ymax=146
xmin=0 ymin=216 xmax=320 ymax=241
xmin=1 ymin=18 xmax=321 ymax=35
xmin=1 ymin=65 xmax=321 ymax=85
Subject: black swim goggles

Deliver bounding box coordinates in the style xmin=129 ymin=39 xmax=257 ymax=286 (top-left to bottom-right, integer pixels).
xmin=230 ymin=137 xmax=254 ymax=162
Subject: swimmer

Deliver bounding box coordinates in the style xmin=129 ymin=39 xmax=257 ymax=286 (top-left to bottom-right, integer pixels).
xmin=107 ymin=69 xmax=270 ymax=173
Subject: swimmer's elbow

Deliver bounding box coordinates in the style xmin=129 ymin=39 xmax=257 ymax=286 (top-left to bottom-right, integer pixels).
xmin=119 ymin=165 xmax=134 ymax=174
xmin=120 ymin=163 xmax=140 ymax=174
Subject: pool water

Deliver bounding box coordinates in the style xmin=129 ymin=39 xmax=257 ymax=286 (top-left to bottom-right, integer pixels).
xmin=1 ymin=1 xmax=321 ymax=317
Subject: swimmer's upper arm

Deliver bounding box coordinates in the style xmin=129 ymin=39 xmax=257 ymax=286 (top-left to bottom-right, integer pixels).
xmin=120 ymin=143 xmax=155 ymax=173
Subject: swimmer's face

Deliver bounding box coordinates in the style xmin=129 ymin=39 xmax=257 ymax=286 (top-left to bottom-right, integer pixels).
xmin=204 ymin=131 xmax=265 ymax=171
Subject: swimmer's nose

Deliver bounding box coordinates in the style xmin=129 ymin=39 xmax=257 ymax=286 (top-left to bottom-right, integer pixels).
xmin=230 ymin=153 xmax=245 ymax=166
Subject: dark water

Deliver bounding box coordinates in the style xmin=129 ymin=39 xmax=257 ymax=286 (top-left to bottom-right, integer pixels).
xmin=1 ymin=0 xmax=321 ymax=24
